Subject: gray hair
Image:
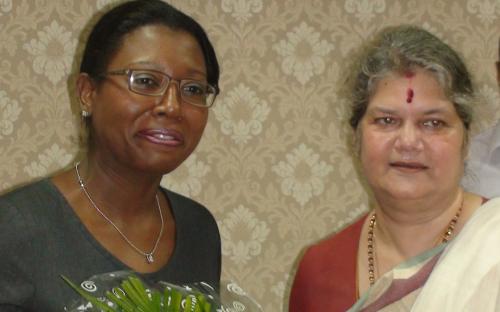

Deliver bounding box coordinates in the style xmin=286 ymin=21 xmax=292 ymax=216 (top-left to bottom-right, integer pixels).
xmin=348 ymin=25 xmax=474 ymax=135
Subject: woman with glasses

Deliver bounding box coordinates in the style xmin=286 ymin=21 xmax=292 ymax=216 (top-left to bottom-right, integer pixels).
xmin=0 ymin=1 xmax=221 ymax=310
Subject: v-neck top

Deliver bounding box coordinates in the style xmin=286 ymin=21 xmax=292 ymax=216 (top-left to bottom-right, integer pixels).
xmin=0 ymin=178 xmax=220 ymax=311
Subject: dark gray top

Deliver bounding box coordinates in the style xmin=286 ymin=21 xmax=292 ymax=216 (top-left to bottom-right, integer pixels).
xmin=0 ymin=179 xmax=221 ymax=311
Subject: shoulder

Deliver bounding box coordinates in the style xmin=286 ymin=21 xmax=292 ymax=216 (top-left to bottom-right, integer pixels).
xmin=0 ymin=179 xmax=58 ymax=223
xmin=415 ymin=197 xmax=500 ymax=308
xmin=0 ymin=180 xmax=57 ymax=298
xmin=161 ymin=188 xmax=219 ymax=240
xmin=473 ymin=197 xmax=500 ymax=220
xmin=0 ymin=178 xmax=57 ymax=207
xmin=162 ymin=188 xmax=217 ymax=224
xmin=457 ymin=196 xmax=500 ymax=246
xmin=302 ymin=215 xmax=366 ymax=265
xmin=289 ymin=216 xmax=366 ymax=312
xmin=163 ymin=188 xmax=210 ymax=212
xmin=0 ymin=179 xmax=71 ymax=253
xmin=0 ymin=179 xmax=63 ymax=249
xmin=294 ymin=215 xmax=366 ymax=278
xmin=158 ymin=188 xmax=221 ymax=286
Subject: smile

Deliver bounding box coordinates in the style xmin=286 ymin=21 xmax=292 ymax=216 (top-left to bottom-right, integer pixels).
xmin=137 ymin=129 xmax=184 ymax=146
xmin=389 ymin=161 xmax=428 ymax=171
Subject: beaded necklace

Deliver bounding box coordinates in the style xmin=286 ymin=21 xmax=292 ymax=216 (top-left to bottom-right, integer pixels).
xmin=367 ymin=195 xmax=463 ymax=286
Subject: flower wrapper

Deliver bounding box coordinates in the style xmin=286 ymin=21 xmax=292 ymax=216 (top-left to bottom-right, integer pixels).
xmin=63 ymin=271 xmax=262 ymax=312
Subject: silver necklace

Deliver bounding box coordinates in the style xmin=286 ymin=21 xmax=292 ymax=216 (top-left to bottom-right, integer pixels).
xmin=75 ymin=162 xmax=164 ymax=264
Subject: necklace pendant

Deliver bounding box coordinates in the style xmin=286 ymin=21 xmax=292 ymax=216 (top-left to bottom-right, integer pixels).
xmin=146 ymin=253 xmax=154 ymax=263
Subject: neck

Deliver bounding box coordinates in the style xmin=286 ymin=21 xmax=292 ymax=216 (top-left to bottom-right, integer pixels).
xmin=372 ymin=188 xmax=463 ymax=258
xmin=76 ymin=156 xmax=162 ymax=217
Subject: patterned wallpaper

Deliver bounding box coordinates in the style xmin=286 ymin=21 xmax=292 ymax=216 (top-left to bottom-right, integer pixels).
xmin=1 ymin=0 xmax=500 ymax=310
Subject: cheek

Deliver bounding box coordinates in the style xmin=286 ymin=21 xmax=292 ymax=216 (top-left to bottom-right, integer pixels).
xmin=185 ymin=109 xmax=209 ymax=140
xmin=93 ymin=90 xmax=141 ymax=123
xmin=424 ymin=131 xmax=466 ymax=182
xmin=428 ymin=139 xmax=464 ymax=168
xmin=359 ymin=128 xmax=390 ymax=162
xmin=359 ymin=134 xmax=390 ymax=179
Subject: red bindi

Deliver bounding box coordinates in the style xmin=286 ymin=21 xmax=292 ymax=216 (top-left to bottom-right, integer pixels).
xmin=406 ymin=88 xmax=414 ymax=103
xmin=404 ymin=71 xmax=415 ymax=104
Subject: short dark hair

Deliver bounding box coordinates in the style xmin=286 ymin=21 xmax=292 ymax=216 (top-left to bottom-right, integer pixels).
xmin=80 ymin=0 xmax=219 ymax=89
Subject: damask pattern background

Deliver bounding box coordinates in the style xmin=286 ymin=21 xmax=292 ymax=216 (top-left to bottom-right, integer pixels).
xmin=1 ymin=0 xmax=500 ymax=310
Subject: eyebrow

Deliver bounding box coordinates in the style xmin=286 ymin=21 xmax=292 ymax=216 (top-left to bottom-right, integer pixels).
xmin=128 ymin=61 xmax=162 ymax=69
xmin=368 ymin=105 xmax=452 ymax=115
xmin=367 ymin=106 xmax=397 ymax=114
xmin=421 ymin=108 xmax=450 ymax=115
xmin=129 ymin=61 xmax=207 ymax=77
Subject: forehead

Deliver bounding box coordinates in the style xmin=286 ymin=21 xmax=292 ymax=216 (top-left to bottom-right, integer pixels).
xmin=368 ymin=68 xmax=452 ymax=112
xmin=108 ymin=24 xmax=206 ymax=74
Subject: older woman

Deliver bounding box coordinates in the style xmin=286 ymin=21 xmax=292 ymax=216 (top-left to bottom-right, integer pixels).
xmin=290 ymin=25 xmax=500 ymax=311
xmin=0 ymin=1 xmax=220 ymax=310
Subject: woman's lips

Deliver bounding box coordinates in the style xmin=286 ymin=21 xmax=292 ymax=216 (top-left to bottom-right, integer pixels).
xmin=389 ymin=161 xmax=428 ymax=171
xmin=137 ymin=128 xmax=184 ymax=146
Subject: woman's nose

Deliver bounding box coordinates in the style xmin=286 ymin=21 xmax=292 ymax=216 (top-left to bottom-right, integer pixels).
xmin=153 ymin=82 xmax=182 ymax=119
xmin=394 ymin=123 xmax=423 ymax=152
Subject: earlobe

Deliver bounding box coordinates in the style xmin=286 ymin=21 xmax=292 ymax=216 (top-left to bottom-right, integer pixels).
xmin=76 ymin=73 xmax=96 ymax=115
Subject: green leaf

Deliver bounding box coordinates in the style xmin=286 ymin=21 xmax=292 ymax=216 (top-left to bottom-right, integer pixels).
xmin=61 ymin=275 xmax=116 ymax=312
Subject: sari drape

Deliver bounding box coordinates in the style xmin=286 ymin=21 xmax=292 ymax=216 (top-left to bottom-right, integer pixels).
xmin=348 ymin=198 xmax=500 ymax=311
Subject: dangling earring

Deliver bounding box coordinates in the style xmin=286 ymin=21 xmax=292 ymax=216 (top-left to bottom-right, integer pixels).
xmin=81 ymin=110 xmax=91 ymax=118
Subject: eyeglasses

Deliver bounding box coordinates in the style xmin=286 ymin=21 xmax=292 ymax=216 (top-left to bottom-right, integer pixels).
xmin=100 ymin=68 xmax=219 ymax=108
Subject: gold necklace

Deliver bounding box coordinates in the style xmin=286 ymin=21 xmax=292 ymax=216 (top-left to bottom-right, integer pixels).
xmin=367 ymin=196 xmax=464 ymax=286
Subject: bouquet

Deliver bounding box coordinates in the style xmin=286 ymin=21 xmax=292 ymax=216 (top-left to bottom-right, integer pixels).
xmin=63 ymin=271 xmax=262 ymax=312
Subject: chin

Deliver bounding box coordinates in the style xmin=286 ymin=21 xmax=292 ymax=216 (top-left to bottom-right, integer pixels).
xmin=155 ymin=162 xmax=185 ymax=175
xmin=128 ymin=157 xmax=185 ymax=176
xmin=369 ymin=181 xmax=420 ymax=199
xmin=385 ymin=187 xmax=428 ymax=200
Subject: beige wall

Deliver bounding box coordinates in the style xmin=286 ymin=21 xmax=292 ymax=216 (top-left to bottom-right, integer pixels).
xmin=1 ymin=0 xmax=499 ymax=310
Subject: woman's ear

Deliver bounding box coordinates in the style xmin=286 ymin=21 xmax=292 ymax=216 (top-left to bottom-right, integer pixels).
xmin=76 ymin=73 xmax=96 ymax=116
